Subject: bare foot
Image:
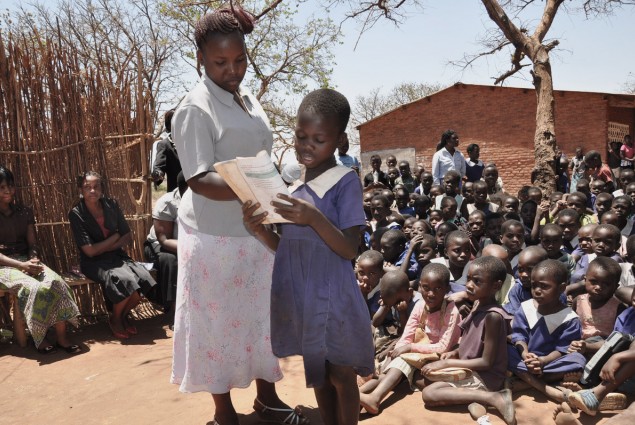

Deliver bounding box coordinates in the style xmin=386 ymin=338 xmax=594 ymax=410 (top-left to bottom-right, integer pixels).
xmin=560 ymin=381 xmax=584 ymax=391
xmin=562 ymin=371 xmax=582 ymax=384
xmin=359 ymin=393 xmax=380 ymax=415
xmin=491 ymin=389 xmax=516 ymax=425
xmin=553 ymin=402 xmax=582 ymax=425
xmin=468 ymin=402 xmax=487 ymax=420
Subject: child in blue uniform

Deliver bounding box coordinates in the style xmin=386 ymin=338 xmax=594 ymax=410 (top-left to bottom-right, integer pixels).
xmin=243 ymin=88 xmax=374 ymax=425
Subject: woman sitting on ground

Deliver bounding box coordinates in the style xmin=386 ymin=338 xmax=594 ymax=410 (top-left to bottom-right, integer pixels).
xmin=0 ymin=166 xmax=81 ymax=354
xmin=69 ymin=171 xmax=157 ymax=339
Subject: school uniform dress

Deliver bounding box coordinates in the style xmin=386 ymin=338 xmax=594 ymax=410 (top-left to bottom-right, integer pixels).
xmin=271 ymin=166 xmax=374 ymax=388
xmin=170 ymin=75 xmax=283 ymax=394
xmin=508 ymin=300 xmax=586 ymax=374
xmin=0 ymin=205 xmax=79 ymax=348
xmin=465 ymin=159 xmax=484 ymax=182
xmin=614 ymin=307 xmax=635 ymax=335
xmin=69 ymin=198 xmax=157 ymax=304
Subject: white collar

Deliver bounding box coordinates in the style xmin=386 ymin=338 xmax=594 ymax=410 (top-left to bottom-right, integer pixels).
xmin=289 ymin=165 xmax=354 ymax=199
xmin=367 ymin=283 xmax=381 ymax=300
xmin=466 ymin=159 xmax=483 ymax=167
xmin=521 ymin=299 xmax=578 ymax=334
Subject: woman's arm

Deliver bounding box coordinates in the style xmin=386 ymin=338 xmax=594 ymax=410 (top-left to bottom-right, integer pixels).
xmin=25 ymin=224 xmax=39 ymax=259
xmin=187 ymin=171 xmax=237 ymax=201
xmin=154 ymin=219 xmax=177 ymax=253
xmin=79 ymin=232 xmax=122 ymax=258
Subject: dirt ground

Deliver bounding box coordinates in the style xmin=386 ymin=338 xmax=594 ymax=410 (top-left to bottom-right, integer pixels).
xmin=0 ymin=314 xmax=627 ymax=425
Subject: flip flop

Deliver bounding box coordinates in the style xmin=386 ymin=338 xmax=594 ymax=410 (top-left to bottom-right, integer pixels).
xmin=568 ymin=389 xmax=599 ymax=416
xmin=254 ymin=398 xmax=310 ymax=424
xmin=36 ymin=344 xmax=57 ymax=355
xmin=56 ymin=343 xmax=82 ymax=354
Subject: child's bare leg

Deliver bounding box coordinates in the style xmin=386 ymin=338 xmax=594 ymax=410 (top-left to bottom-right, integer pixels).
xmin=591 ymin=359 xmax=635 ymax=401
xmin=329 ymin=363 xmax=361 ymax=425
xmin=314 ymin=372 xmax=338 ymax=425
xmin=359 ymin=368 xmax=403 ymax=414
xmin=359 ymin=376 xmax=380 ymax=394
xmin=422 ymin=382 xmax=516 ymax=425
xmin=516 ymin=371 xmax=568 ymax=402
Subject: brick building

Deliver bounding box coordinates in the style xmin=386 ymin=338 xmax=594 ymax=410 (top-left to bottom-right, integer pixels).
xmin=357 ymin=83 xmax=635 ymax=195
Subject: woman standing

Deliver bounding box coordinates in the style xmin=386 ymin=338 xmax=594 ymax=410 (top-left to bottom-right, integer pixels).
xmin=170 ymin=6 xmax=306 ymax=425
xmin=69 ymin=171 xmax=157 ymax=339
xmin=0 ymin=166 xmax=80 ymax=354
xmin=431 ymin=130 xmax=466 ymax=185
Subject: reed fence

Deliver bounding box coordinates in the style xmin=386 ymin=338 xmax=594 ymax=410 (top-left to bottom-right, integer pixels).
xmin=0 ymin=30 xmax=155 ymax=323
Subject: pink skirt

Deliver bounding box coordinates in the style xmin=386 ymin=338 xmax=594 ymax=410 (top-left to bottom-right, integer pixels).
xmin=171 ymin=220 xmax=283 ymax=393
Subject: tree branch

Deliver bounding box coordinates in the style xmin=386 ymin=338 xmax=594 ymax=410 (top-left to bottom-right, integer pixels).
xmin=533 ymin=0 xmax=565 ymax=42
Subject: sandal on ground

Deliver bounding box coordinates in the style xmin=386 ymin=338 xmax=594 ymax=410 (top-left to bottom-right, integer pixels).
xmin=568 ymin=389 xmax=599 ymax=416
xmin=254 ymin=398 xmax=310 ymax=425
xmin=56 ymin=343 xmax=82 ymax=354
xmin=108 ymin=320 xmax=129 ymax=340
xmin=36 ymin=344 xmax=57 ymax=355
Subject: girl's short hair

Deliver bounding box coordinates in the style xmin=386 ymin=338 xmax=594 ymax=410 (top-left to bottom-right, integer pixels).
xmin=420 ymin=262 xmax=450 ymax=285
xmin=466 ymin=143 xmax=479 ymax=153
xmin=471 ymin=256 xmax=507 ymax=283
xmin=298 ymin=88 xmax=351 ymax=133
xmin=0 ymin=166 xmax=15 ymax=186
xmin=533 ymin=259 xmax=568 ymax=284
xmin=194 ymin=6 xmax=255 ymax=49
xmin=588 ymin=257 xmax=621 ymax=284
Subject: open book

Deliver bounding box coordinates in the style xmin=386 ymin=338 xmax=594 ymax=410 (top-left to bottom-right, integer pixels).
xmin=214 ymin=150 xmax=292 ymax=224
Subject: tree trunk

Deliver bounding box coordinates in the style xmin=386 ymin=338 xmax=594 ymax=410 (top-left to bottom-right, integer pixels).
xmin=529 ymin=42 xmax=557 ymax=196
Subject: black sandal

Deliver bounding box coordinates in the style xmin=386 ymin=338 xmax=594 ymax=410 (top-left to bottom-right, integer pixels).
xmin=56 ymin=343 xmax=82 ymax=354
xmin=36 ymin=344 xmax=57 ymax=355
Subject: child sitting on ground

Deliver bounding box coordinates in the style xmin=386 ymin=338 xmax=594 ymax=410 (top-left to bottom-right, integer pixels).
xmin=571 ymin=223 xmax=597 ymax=262
xmin=411 ymin=219 xmax=432 ymax=239
xmin=431 ymin=230 xmax=471 ymax=293
xmin=434 ymin=221 xmax=458 ymax=258
xmin=402 ymin=216 xmax=417 ymax=240
xmin=569 ymin=257 xmax=626 ymax=356
xmin=439 ymin=196 xmax=466 ymax=228
xmin=467 ymin=210 xmax=487 ymax=258
xmin=359 ymin=263 xmax=462 ymax=415
xmin=556 ymin=209 xmax=581 ymax=255
xmin=502 ymin=195 xmax=520 ymax=215
xmin=505 ymin=246 xmax=549 ymax=314
xmin=400 ymin=234 xmax=438 ymax=284
xmin=420 ymin=256 xmax=515 ymax=425
xmin=567 ymin=286 xmax=635 ymax=416
xmin=372 ymin=270 xmax=423 ymax=362
xmin=599 ymin=211 xmax=628 ymax=257
xmin=484 ymin=212 xmax=505 ymax=246
xmin=381 ymin=229 xmax=417 ymax=279
xmin=357 ymin=249 xmax=385 ymax=317
xmin=501 ymin=219 xmax=526 ymax=277
xmin=540 ymin=224 xmax=576 ymax=278
xmin=507 ymin=260 xmax=586 ymax=402
xmin=595 ymin=192 xmax=614 ymax=221
xmin=570 ymin=224 xmax=623 ymax=285
xmin=567 ymin=192 xmax=598 ymax=225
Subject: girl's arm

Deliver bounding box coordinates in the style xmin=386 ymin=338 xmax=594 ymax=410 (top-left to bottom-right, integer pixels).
xmin=423 ymin=311 xmax=505 ymax=372
xmin=537 ymin=350 xmax=563 ymax=367
xmin=532 ymin=201 xmax=549 ymax=242
xmin=154 ymin=219 xmax=177 ymax=253
xmin=187 ymin=171 xmax=237 ymax=201
xmin=372 ymin=304 xmax=392 ymax=328
xmin=242 ymin=201 xmax=280 ymax=252
xmin=272 ymin=194 xmax=358 ymax=260
xmin=400 ymin=235 xmax=422 ymax=275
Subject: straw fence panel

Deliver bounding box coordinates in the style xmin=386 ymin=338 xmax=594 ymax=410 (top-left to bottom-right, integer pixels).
xmin=0 ymin=31 xmax=155 ymax=323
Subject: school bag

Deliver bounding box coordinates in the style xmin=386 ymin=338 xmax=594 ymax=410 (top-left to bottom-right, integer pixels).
xmin=581 ymin=331 xmax=634 ymax=386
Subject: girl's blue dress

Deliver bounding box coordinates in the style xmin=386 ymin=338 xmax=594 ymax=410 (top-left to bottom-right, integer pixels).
xmin=508 ymin=299 xmax=586 ymax=374
xmin=271 ymin=166 xmax=374 ymax=387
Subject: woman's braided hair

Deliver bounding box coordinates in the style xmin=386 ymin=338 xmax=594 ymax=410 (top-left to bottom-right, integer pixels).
xmin=194 ymin=4 xmax=255 ymax=50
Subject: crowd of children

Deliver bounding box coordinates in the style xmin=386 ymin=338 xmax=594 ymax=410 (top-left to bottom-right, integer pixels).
xmin=352 ymin=147 xmax=635 ymax=425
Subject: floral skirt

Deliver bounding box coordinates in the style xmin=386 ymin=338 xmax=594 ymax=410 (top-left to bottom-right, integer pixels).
xmin=171 ymin=220 xmax=283 ymax=394
xmin=0 ymin=257 xmax=79 ymax=347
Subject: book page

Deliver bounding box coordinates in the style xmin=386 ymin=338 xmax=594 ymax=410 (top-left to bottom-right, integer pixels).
xmin=215 ymin=150 xmax=291 ymax=224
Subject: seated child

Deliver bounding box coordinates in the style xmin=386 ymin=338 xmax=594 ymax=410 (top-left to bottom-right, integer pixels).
xmin=540 ymin=223 xmax=576 ymax=278
xmin=396 ymin=187 xmax=415 ymax=217
xmin=507 ymin=260 xmax=586 ymax=402
xmin=567 ymin=192 xmax=598 ymax=225
xmin=600 ymin=210 xmax=628 ymax=257
xmin=428 ymin=209 xmax=443 ymax=231
xmin=576 ymin=178 xmax=596 ymax=211
xmin=556 ymin=209 xmax=581 ymax=255
xmin=434 ymin=221 xmax=458 ymax=258
xmin=439 ymin=196 xmax=466 ymax=228
xmin=571 ymin=223 xmax=597 ymax=262
xmin=568 ymin=286 xmax=635 ymax=416
xmin=505 ymin=246 xmax=549 ymax=314
xmin=467 ymin=210 xmax=487 ymax=258
xmin=595 ymin=192 xmax=614 ymax=220
xmin=484 ymin=212 xmax=505 ymax=246
xmin=381 ymin=229 xmax=417 ymax=279
xmin=411 ymin=219 xmax=432 ymax=238
xmin=570 ymin=224 xmax=623 ymax=285
xmin=435 ymin=171 xmax=463 ymax=211
xmin=501 ymin=219 xmax=526 ymax=277
xmin=519 ymin=200 xmax=539 ymax=245
xmin=372 ymin=270 xmax=423 ymax=360
xmin=610 ymin=195 xmax=635 ymax=236
xmin=467 ymin=180 xmax=499 ymax=216
xmin=420 ymin=257 xmax=515 ymax=425
xmin=402 ymin=216 xmax=417 ymax=240
xmin=359 ymin=264 xmax=461 ymax=415
xmin=569 ymin=257 xmax=626 ymax=356
xmin=356 ymin=249 xmax=385 ymax=317
xmin=400 ymin=234 xmax=437 ymax=283
xmin=501 ymin=195 xmax=520 ymax=215
xmin=431 ymin=230 xmax=471 ymax=293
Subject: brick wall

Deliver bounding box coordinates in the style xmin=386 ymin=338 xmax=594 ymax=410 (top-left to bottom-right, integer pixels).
xmin=358 ymin=84 xmax=634 ymax=196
